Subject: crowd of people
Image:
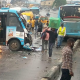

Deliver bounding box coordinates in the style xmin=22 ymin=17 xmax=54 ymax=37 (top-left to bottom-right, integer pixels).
xmin=41 ymin=22 xmax=74 ymax=80
xmin=27 ymin=18 xmax=43 ymax=34
xmin=21 ymin=16 xmax=74 ymax=80
xmin=41 ymin=23 xmax=66 ymax=58
xmin=26 ymin=18 xmax=67 ymax=60
xmin=27 ymin=18 xmax=48 ymax=38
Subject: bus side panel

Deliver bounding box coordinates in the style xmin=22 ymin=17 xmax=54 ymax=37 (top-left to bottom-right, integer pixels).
xmin=16 ymin=31 xmax=24 ymax=45
xmin=16 ymin=37 xmax=24 ymax=45
xmin=6 ymin=26 xmax=16 ymax=44
xmin=64 ymin=22 xmax=80 ymax=37
xmin=58 ymin=7 xmax=60 ymax=18
xmin=6 ymin=26 xmax=24 ymax=45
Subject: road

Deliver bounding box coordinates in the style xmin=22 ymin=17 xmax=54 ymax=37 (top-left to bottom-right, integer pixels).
xmin=0 ymin=9 xmax=63 ymax=80
xmin=0 ymin=33 xmax=66 ymax=80
xmin=40 ymin=9 xmax=58 ymax=18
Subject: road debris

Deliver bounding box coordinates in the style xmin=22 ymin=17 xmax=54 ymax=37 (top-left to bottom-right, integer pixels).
xmin=23 ymin=57 xmax=27 ymax=59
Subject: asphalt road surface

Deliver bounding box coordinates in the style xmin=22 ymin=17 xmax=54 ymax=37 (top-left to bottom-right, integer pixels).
xmin=0 ymin=41 xmax=66 ymax=80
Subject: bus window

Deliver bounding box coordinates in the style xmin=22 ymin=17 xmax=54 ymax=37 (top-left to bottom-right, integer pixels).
xmin=9 ymin=17 xmax=23 ymax=32
xmin=30 ymin=9 xmax=39 ymax=14
xmin=59 ymin=5 xmax=80 ymax=38
xmin=27 ymin=16 xmax=30 ymax=20
xmin=60 ymin=6 xmax=80 ymax=19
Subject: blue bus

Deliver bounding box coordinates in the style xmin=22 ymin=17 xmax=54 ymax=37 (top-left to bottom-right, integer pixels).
xmin=0 ymin=7 xmax=32 ymax=51
xmin=30 ymin=7 xmax=39 ymax=15
xmin=58 ymin=4 xmax=80 ymax=38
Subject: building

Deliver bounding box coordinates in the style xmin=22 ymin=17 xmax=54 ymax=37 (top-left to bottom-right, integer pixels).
xmin=0 ymin=0 xmax=7 ymax=7
xmin=41 ymin=0 xmax=55 ymax=7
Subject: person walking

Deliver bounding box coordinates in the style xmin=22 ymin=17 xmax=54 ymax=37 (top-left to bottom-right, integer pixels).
xmin=46 ymin=20 xmax=49 ymax=26
xmin=42 ymin=24 xmax=49 ymax=53
xmin=56 ymin=23 xmax=66 ymax=48
xmin=35 ymin=19 xmax=38 ymax=29
xmin=34 ymin=19 xmax=38 ymax=38
xmin=31 ymin=18 xmax=35 ymax=31
xmin=37 ymin=20 xmax=43 ymax=35
xmin=46 ymin=28 xmax=57 ymax=59
xmin=60 ymin=38 xmax=75 ymax=80
xmin=29 ymin=19 xmax=32 ymax=31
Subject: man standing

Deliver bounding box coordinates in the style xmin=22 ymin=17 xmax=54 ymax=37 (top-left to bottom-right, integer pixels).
xmin=46 ymin=28 xmax=57 ymax=59
xmin=35 ymin=19 xmax=38 ymax=30
xmin=29 ymin=19 xmax=32 ymax=31
xmin=60 ymin=38 xmax=75 ymax=80
xmin=46 ymin=20 xmax=49 ymax=26
xmin=37 ymin=20 xmax=43 ymax=35
xmin=56 ymin=23 xmax=66 ymax=48
xmin=31 ymin=19 xmax=35 ymax=31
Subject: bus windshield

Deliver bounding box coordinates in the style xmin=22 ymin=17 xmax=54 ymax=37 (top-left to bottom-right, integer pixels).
xmin=20 ymin=14 xmax=27 ymax=26
xmin=30 ymin=9 xmax=39 ymax=14
xmin=60 ymin=6 xmax=80 ymax=19
xmin=27 ymin=16 xmax=30 ymax=20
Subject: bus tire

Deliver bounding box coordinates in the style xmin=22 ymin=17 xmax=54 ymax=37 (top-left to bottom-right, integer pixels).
xmin=9 ymin=40 xmax=21 ymax=51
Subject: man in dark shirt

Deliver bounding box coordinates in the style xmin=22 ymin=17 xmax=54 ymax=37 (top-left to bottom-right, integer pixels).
xmin=35 ymin=19 xmax=38 ymax=30
xmin=46 ymin=28 xmax=57 ymax=59
xmin=34 ymin=19 xmax=38 ymax=38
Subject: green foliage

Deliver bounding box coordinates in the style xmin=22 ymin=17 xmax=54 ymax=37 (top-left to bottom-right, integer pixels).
xmin=53 ymin=0 xmax=66 ymax=8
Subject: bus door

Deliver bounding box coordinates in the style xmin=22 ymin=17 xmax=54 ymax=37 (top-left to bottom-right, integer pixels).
xmin=0 ymin=15 xmax=7 ymax=45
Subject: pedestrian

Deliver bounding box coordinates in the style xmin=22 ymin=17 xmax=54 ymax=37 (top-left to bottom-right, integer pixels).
xmin=35 ymin=19 xmax=38 ymax=30
xmin=37 ymin=19 xmax=43 ymax=35
xmin=34 ymin=19 xmax=38 ymax=38
xmin=42 ymin=24 xmax=49 ymax=53
xmin=29 ymin=19 xmax=32 ymax=31
xmin=60 ymin=38 xmax=75 ymax=80
xmin=46 ymin=28 xmax=57 ymax=59
xmin=31 ymin=18 xmax=35 ymax=31
xmin=46 ymin=20 xmax=49 ymax=26
xmin=56 ymin=23 xmax=66 ymax=48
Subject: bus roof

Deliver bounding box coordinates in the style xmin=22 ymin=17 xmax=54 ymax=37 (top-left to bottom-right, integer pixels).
xmin=10 ymin=7 xmax=30 ymax=13
xmin=0 ymin=7 xmax=30 ymax=13
xmin=30 ymin=7 xmax=39 ymax=9
xmin=60 ymin=4 xmax=80 ymax=7
xmin=26 ymin=2 xmax=39 ymax=4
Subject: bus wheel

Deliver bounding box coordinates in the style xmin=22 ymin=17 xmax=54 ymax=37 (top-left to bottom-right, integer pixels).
xmin=9 ymin=40 xmax=20 ymax=51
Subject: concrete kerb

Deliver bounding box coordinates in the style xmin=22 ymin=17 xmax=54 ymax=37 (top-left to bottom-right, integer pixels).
xmin=41 ymin=39 xmax=80 ymax=80
xmin=73 ymin=39 xmax=80 ymax=52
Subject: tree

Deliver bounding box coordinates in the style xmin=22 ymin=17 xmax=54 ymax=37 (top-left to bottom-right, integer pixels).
xmin=53 ymin=0 xmax=66 ymax=8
